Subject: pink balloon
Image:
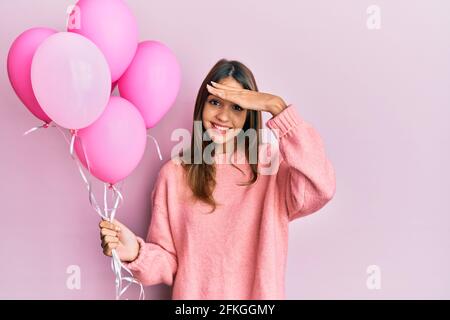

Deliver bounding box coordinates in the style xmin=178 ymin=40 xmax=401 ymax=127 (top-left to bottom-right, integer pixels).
xmin=7 ymin=27 xmax=57 ymax=123
xmin=118 ymin=41 xmax=181 ymax=128
xmin=68 ymin=0 xmax=138 ymax=82
xmin=74 ymin=96 xmax=147 ymax=184
xmin=31 ymin=32 xmax=111 ymax=129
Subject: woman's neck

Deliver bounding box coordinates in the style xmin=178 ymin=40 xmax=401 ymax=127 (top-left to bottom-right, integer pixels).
xmin=213 ymin=138 xmax=247 ymax=164
xmin=214 ymin=139 xmax=235 ymax=155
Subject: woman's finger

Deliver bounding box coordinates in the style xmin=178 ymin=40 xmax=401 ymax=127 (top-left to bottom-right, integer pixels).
xmin=103 ymin=248 xmax=112 ymax=256
xmin=210 ymin=81 xmax=243 ymax=92
xmin=100 ymin=228 xmax=117 ymax=239
xmin=207 ymin=85 xmax=241 ymax=104
xmin=99 ymin=219 xmax=121 ymax=232
xmin=103 ymin=245 xmax=113 ymax=256
xmin=105 ymin=235 xmax=119 ymax=243
xmin=101 ymin=235 xmax=119 ymax=248
xmin=104 ymin=242 xmax=118 ymax=256
xmin=206 ymin=84 xmax=224 ymax=98
xmin=106 ymin=242 xmax=118 ymax=250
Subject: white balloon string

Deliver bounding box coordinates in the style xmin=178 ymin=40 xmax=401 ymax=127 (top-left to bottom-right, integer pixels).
xmin=69 ymin=138 xmax=143 ymax=300
xmin=147 ymin=133 xmax=163 ymax=161
xmin=51 ymin=124 xmax=70 ymax=145
xmin=69 ymin=129 xmax=76 ymax=157
xmin=67 ymin=131 xmax=106 ymax=220
xmin=109 ymin=184 xmax=123 ymax=223
xmin=105 ymin=184 xmax=143 ymax=300
xmin=103 ymin=183 xmax=108 ymax=217
xmin=22 ymin=122 xmax=51 ymax=136
xmin=28 ymin=122 xmax=144 ymax=299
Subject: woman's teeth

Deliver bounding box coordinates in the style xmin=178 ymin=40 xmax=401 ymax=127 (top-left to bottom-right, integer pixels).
xmin=212 ymin=123 xmax=230 ymax=134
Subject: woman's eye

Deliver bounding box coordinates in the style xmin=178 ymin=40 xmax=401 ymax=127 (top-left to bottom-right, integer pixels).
xmin=209 ymin=99 xmax=220 ymax=106
xmin=233 ymin=105 xmax=243 ymax=111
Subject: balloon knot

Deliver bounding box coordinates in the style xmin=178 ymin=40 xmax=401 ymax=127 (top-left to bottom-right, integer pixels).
xmin=43 ymin=123 xmax=50 ymax=129
xmin=108 ymin=183 xmax=114 ymax=190
xmin=70 ymin=129 xmax=78 ymax=136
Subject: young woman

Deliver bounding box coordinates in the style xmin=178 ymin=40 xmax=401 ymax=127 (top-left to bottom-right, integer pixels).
xmin=99 ymin=59 xmax=336 ymax=299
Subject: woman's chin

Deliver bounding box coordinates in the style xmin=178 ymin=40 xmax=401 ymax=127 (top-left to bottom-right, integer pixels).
xmin=211 ymin=134 xmax=233 ymax=145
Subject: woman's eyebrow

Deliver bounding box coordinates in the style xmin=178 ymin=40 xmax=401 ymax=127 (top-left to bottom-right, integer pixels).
xmin=208 ymin=94 xmax=222 ymax=101
xmin=207 ymin=95 xmax=241 ymax=107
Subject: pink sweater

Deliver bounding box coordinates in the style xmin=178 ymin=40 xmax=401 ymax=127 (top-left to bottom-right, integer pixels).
xmin=124 ymin=105 xmax=336 ymax=299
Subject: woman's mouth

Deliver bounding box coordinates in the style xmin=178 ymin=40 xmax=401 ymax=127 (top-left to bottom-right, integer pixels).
xmin=211 ymin=122 xmax=231 ymax=135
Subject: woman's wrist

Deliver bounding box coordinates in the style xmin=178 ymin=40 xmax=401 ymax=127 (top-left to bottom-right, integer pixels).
xmin=267 ymin=97 xmax=288 ymax=117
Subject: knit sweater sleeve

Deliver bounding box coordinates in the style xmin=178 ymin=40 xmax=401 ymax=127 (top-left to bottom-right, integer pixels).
xmin=122 ymin=165 xmax=178 ymax=286
xmin=265 ymin=104 xmax=336 ymax=222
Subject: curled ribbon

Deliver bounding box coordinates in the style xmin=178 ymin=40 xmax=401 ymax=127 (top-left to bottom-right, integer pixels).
xmin=147 ymin=133 xmax=163 ymax=161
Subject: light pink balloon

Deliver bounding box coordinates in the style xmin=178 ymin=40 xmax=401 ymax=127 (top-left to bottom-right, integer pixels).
xmin=68 ymin=0 xmax=138 ymax=82
xmin=74 ymin=96 xmax=147 ymax=184
xmin=118 ymin=40 xmax=181 ymax=129
xmin=7 ymin=27 xmax=57 ymax=123
xmin=31 ymin=32 xmax=111 ymax=129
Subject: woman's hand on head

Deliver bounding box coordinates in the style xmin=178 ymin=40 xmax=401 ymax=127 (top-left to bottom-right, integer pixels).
xmin=206 ymin=81 xmax=287 ymax=116
xmin=99 ymin=219 xmax=140 ymax=262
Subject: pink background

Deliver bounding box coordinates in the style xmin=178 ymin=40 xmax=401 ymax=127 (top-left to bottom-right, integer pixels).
xmin=1 ymin=0 xmax=449 ymax=299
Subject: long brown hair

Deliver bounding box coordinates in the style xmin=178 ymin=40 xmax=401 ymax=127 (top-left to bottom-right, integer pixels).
xmin=179 ymin=59 xmax=263 ymax=214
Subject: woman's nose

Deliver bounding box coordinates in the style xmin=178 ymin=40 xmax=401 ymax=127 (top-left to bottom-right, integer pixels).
xmin=215 ymin=108 xmax=231 ymax=122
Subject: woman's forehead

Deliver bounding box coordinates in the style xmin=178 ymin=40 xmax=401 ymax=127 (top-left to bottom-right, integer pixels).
xmin=218 ymin=77 xmax=243 ymax=89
